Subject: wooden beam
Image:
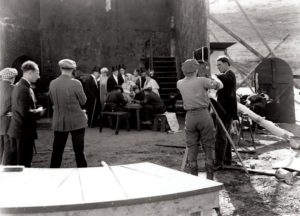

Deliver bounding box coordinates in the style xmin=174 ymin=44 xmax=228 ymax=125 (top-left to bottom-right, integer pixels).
xmin=233 ymin=0 xmax=275 ymax=57
xmin=237 ymin=33 xmax=290 ymax=87
xmin=209 ymin=14 xmax=264 ymax=60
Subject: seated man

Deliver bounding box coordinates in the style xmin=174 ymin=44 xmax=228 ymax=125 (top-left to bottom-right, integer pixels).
xmin=140 ymin=87 xmax=166 ymax=125
xmin=105 ymin=85 xmax=127 ymax=111
xmin=132 ymin=85 xmax=144 ymax=102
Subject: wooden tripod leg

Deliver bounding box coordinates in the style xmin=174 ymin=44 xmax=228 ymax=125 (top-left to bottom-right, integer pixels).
xmin=210 ymin=101 xmax=249 ymax=175
xmin=181 ymin=147 xmax=188 ymax=171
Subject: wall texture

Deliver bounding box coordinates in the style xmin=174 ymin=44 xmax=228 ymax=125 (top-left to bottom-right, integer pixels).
xmin=170 ymin=0 xmax=208 ymax=77
xmin=40 ymin=0 xmax=171 ymax=77
xmin=0 ymin=0 xmax=40 ymax=72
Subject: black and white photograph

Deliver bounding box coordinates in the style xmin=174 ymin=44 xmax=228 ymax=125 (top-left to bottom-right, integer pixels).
xmin=0 ymin=0 xmax=300 ymax=215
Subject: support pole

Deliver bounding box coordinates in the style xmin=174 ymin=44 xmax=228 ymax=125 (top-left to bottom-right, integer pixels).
xmin=210 ymin=101 xmax=249 ymax=175
xmin=238 ymin=33 xmax=290 ymax=87
xmin=233 ymin=0 xmax=275 ymax=57
xmin=209 ymin=14 xmax=264 ymax=60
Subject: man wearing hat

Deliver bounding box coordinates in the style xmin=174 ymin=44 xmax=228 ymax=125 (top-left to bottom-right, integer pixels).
xmin=177 ymin=59 xmax=223 ymax=180
xmin=0 ymin=68 xmax=18 ymax=165
xmin=8 ymin=61 xmax=43 ymax=167
xmin=83 ymin=65 xmax=101 ymax=127
xmin=107 ymin=66 xmax=119 ymax=93
xmin=49 ymin=59 xmax=88 ymax=168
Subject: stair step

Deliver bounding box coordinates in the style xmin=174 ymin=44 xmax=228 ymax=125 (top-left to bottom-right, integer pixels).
xmin=154 ymin=65 xmax=176 ymax=69
xmin=156 ymin=76 xmax=177 ymax=79
xmin=155 ymin=70 xmax=177 ymax=74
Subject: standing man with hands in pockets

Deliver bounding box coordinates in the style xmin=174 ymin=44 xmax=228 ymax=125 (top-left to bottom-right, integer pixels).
xmin=177 ymin=59 xmax=223 ymax=180
xmin=49 ymin=59 xmax=88 ymax=168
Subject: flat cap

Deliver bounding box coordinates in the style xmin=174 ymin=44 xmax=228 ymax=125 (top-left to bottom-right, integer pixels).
xmin=58 ymin=59 xmax=77 ymax=70
xmin=181 ymin=59 xmax=199 ymax=74
xmin=0 ymin=67 xmax=18 ymax=79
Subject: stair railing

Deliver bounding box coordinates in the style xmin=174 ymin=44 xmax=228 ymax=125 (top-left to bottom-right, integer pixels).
xmin=144 ymin=37 xmax=154 ymax=70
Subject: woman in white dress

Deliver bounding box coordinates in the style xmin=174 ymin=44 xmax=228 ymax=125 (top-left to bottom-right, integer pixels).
xmin=99 ymin=67 xmax=109 ymax=107
xmin=122 ymin=74 xmax=136 ymax=102
xmin=143 ymin=71 xmax=160 ymax=96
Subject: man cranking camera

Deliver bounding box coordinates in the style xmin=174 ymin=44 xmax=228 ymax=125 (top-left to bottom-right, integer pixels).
xmin=177 ymin=59 xmax=223 ymax=180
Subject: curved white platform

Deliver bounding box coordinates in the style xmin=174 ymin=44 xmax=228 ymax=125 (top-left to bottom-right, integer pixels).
xmin=0 ymin=162 xmax=223 ymax=216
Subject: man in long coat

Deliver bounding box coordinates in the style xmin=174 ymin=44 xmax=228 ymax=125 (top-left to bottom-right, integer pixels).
xmin=49 ymin=59 xmax=88 ymax=168
xmin=8 ymin=61 xmax=42 ymax=167
xmin=0 ymin=68 xmax=18 ymax=165
xmin=107 ymin=66 xmax=119 ymax=93
xmin=83 ymin=66 xmax=101 ymax=127
xmin=215 ymin=56 xmax=239 ymax=167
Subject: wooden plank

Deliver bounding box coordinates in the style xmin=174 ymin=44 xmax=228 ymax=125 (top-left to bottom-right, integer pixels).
xmin=223 ymin=165 xmax=276 ymax=176
xmin=237 ymin=33 xmax=290 ymax=87
xmin=272 ymin=157 xmax=300 ymax=172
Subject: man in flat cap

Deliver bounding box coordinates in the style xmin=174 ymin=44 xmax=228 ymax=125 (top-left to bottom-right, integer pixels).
xmin=177 ymin=59 xmax=223 ymax=180
xmin=8 ymin=61 xmax=43 ymax=167
xmin=49 ymin=59 xmax=88 ymax=168
xmin=0 ymin=68 xmax=18 ymax=165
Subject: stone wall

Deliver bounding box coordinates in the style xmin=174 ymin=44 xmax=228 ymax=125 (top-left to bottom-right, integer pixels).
xmin=0 ymin=0 xmax=40 ymax=74
xmin=40 ymin=0 xmax=171 ymax=77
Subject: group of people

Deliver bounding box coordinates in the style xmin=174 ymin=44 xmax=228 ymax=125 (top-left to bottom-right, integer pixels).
xmin=178 ymin=56 xmax=238 ymax=180
xmin=0 ymin=59 xmax=166 ymax=168
xmin=0 ymin=60 xmax=88 ymax=168
xmin=81 ymin=64 xmax=164 ymax=127
xmin=0 ymin=55 xmax=238 ymax=179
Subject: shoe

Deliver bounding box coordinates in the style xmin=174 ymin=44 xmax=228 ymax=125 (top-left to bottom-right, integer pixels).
xmin=214 ymin=164 xmax=222 ymax=171
xmin=141 ymin=120 xmax=152 ymax=125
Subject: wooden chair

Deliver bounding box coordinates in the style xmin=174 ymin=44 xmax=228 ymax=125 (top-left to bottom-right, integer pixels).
xmin=152 ymin=114 xmax=169 ymax=132
xmin=99 ymin=103 xmax=130 ymax=135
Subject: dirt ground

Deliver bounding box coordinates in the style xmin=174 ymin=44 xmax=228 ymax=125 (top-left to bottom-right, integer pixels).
xmin=32 ymin=104 xmax=300 ymax=216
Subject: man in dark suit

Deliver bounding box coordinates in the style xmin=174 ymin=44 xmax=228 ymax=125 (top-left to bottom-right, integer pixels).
xmin=49 ymin=59 xmax=88 ymax=168
xmin=83 ymin=66 xmax=101 ymax=127
xmin=215 ymin=56 xmax=239 ymax=167
xmin=8 ymin=61 xmax=44 ymax=167
xmin=118 ymin=65 xmax=126 ymax=86
xmin=107 ymin=66 xmax=119 ymax=93
xmin=0 ymin=68 xmax=18 ymax=165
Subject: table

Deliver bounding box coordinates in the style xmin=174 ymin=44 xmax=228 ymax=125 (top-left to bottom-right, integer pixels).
xmin=125 ymin=103 xmax=142 ymax=131
xmin=0 ymin=162 xmax=223 ymax=216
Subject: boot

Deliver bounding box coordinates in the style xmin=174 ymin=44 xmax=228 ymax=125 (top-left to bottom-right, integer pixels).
xmin=184 ymin=160 xmax=198 ymax=176
xmin=206 ymin=164 xmax=214 ymax=180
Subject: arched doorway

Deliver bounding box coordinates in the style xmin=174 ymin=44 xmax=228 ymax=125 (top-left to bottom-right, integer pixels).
xmin=256 ymin=57 xmax=295 ymax=123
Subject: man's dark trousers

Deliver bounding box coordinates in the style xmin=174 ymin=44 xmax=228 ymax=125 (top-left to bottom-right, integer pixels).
xmin=215 ymin=118 xmax=232 ymax=165
xmin=50 ymin=128 xmax=87 ymax=168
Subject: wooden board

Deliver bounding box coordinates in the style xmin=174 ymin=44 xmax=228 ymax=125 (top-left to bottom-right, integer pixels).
xmin=272 ymin=157 xmax=300 ymax=172
xmin=0 ymin=162 xmax=223 ymax=216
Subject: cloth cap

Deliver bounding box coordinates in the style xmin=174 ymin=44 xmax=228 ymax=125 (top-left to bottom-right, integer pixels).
xmin=181 ymin=59 xmax=199 ymax=74
xmin=0 ymin=68 xmax=18 ymax=79
xmin=58 ymin=59 xmax=77 ymax=70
